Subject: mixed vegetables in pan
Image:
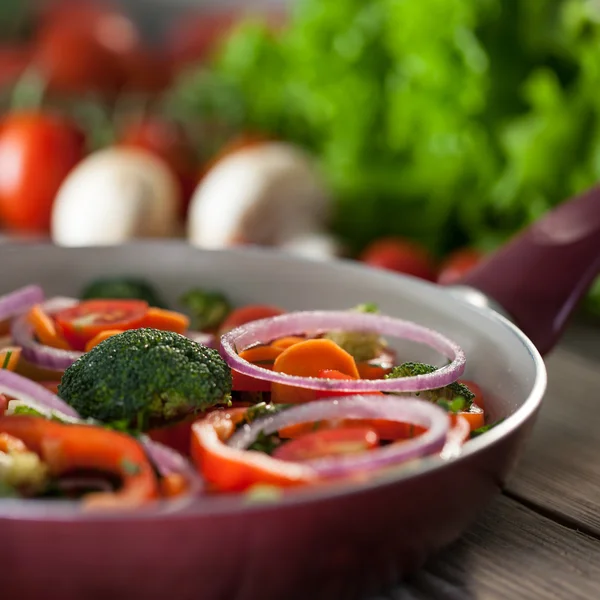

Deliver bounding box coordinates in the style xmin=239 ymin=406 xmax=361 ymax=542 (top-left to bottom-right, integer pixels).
xmin=0 ymin=277 xmax=497 ymax=509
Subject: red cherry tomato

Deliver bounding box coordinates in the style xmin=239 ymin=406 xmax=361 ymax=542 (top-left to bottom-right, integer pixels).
xmin=53 ymin=299 xmax=148 ymax=351
xmin=315 ymin=369 xmax=384 ymax=399
xmin=273 ymin=427 xmax=379 ymax=462
xmin=119 ymin=117 xmax=197 ymax=218
xmin=438 ymin=248 xmax=483 ymax=286
xmin=34 ymin=1 xmax=142 ymax=95
xmin=219 ymin=305 xmax=285 ymax=334
xmin=148 ymin=418 xmax=195 ymax=457
xmin=0 ymin=112 xmax=85 ymax=233
xmin=359 ymin=237 xmax=437 ymax=281
xmin=0 ymin=45 xmax=32 ymax=88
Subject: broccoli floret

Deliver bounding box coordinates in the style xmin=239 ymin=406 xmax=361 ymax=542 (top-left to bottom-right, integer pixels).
xmin=81 ymin=277 xmax=166 ymax=307
xmin=386 ymin=362 xmax=475 ymax=407
xmin=323 ymin=303 xmax=386 ymax=362
xmin=179 ymin=288 xmax=232 ymax=331
xmin=57 ymin=328 xmax=232 ymax=430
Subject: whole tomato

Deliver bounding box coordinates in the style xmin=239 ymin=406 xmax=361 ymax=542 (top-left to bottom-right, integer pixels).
xmin=34 ymin=0 xmax=143 ymax=95
xmin=437 ymin=248 xmax=483 ymax=285
xmin=0 ymin=112 xmax=85 ymax=233
xmin=359 ymin=237 xmax=437 ymax=281
xmin=119 ymin=117 xmax=197 ymax=218
xmin=0 ymin=45 xmax=31 ymax=88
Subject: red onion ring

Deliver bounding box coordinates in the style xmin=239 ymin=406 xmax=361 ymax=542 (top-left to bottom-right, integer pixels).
xmin=0 ymin=367 xmax=80 ymax=418
xmin=440 ymin=415 xmax=471 ymax=460
xmin=10 ymin=297 xmax=83 ymax=371
xmin=0 ymin=285 xmax=44 ymax=322
xmin=221 ymin=311 xmax=466 ymax=393
xmin=228 ymin=395 xmax=450 ymax=479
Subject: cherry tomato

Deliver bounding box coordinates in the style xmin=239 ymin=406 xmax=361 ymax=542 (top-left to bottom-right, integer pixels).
xmin=0 ymin=45 xmax=32 ymax=88
xmin=273 ymin=427 xmax=379 ymax=462
xmin=438 ymin=248 xmax=483 ymax=286
xmin=165 ymin=9 xmax=242 ymax=70
xmin=119 ymin=117 xmax=197 ymax=218
xmin=359 ymin=237 xmax=437 ymax=281
xmin=53 ymin=299 xmax=148 ymax=351
xmin=315 ymin=369 xmax=384 ymax=399
xmin=219 ymin=305 xmax=285 ymax=334
xmin=34 ymin=1 xmax=142 ymax=95
xmin=0 ymin=112 xmax=85 ymax=233
xmin=148 ymin=417 xmax=195 ymax=457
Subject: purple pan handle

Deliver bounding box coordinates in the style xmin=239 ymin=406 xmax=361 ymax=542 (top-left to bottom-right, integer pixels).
xmin=458 ymin=185 xmax=600 ymax=355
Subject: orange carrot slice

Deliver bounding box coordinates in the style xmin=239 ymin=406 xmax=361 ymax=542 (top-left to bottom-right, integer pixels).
xmin=140 ymin=307 xmax=190 ymax=334
xmin=84 ymin=329 xmax=124 ymax=352
xmin=271 ymin=339 xmax=359 ymax=404
xmin=27 ymin=305 xmax=71 ymax=350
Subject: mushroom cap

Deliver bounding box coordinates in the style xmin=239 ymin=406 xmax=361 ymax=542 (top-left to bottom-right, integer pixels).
xmin=51 ymin=147 xmax=181 ymax=247
xmin=187 ymin=142 xmax=331 ymax=249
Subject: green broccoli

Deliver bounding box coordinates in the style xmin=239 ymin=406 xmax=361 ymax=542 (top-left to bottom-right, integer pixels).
xmin=179 ymin=288 xmax=232 ymax=331
xmin=323 ymin=303 xmax=386 ymax=363
xmin=386 ymin=362 xmax=474 ymax=407
xmin=58 ymin=328 xmax=232 ymax=430
xmin=81 ymin=277 xmax=166 ymax=307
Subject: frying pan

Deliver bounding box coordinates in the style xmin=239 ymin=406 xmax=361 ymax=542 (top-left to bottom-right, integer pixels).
xmin=0 ymin=186 xmax=598 ymax=600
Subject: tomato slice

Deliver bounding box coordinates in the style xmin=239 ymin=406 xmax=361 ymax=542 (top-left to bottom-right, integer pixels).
xmin=0 ymin=394 xmax=7 ymax=416
xmin=54 ymin=299 xmax=149 ymax=351
xmin=273 ymin=427 xmax=380 ymax=462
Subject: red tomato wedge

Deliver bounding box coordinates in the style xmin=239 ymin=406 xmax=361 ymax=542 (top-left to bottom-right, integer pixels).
xmin=53 ymin=299 xmax=148 ymax=351
xmin=273 ymin=427 xmax=379 ymax=462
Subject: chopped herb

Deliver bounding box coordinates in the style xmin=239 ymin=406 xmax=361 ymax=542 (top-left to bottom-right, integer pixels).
xmin=1 ymin=351 xmax=12 ymax=370
xmin=248 ymin=430 xmax=282 ymax=455
xmin=354 ymin=303 xmax=379 ymax=314
xmin=244 ymin=402 xmax=287 ymax=424
xmin=121 ymin=458 xmax=142 ymax=476
xmin=436 ymin=396 xmax=467 ymax=414
xmin=470 ymin=419 xmax=505 ymax=438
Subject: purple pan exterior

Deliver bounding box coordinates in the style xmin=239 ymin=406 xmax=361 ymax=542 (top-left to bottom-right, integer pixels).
xmin=1 ymin=184 xmax=599 ymax=600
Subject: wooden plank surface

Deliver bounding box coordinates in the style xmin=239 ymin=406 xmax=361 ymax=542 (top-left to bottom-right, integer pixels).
xmin=382 ymin=495 xmax=600 ymax=600
xmin=505 ymin=341 xmax=600 ymax=535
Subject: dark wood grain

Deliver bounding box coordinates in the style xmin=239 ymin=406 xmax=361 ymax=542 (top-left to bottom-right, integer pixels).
xmin=381 ymin=495 xmax=600 ymax=600
xmin=505 ymin=345 xmax=600 ymax=535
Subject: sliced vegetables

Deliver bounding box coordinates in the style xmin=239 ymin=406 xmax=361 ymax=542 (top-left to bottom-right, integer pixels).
xmin=221 ymin=310 xmax=466 ymax=393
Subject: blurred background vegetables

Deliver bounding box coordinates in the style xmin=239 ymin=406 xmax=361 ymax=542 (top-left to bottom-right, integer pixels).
xmin=1 ymin=0 xmax=600 ymax=313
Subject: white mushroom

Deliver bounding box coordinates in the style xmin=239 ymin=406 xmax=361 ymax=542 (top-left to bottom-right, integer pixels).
xmin=187 ymin=142 xmax=338 ymax=252
xmin=51 ymin=147 xmax=182 ymax=247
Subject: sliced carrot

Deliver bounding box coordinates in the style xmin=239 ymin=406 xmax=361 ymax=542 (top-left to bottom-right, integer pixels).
xmin=456 ymin=403 xmax=485 ymax=432
xmin=84 ymin=329 xmax=124 ymax=352
xmin=270 ymin=336 xmax=305 ymax=351
xmin=160 ymin=473 xmax=188 ymax=498
xmin=27 ymin=304 xmax=71 ymax=350
xmin=140 ymin=307 xmax=190 ymax=334
xmin=271 ymin=339 xmax=360 ymax=404
xmin=238 ymin=345 xmax=283 ymax=368
xmin=0 ymin=346 xmax=21 ymax=371
xmin=356 ymin=362 xmax=392 ymax=380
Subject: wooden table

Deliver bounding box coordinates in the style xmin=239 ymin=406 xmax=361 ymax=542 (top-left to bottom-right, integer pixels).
xmin=377 ymin=321 xmax=600 ymax=600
